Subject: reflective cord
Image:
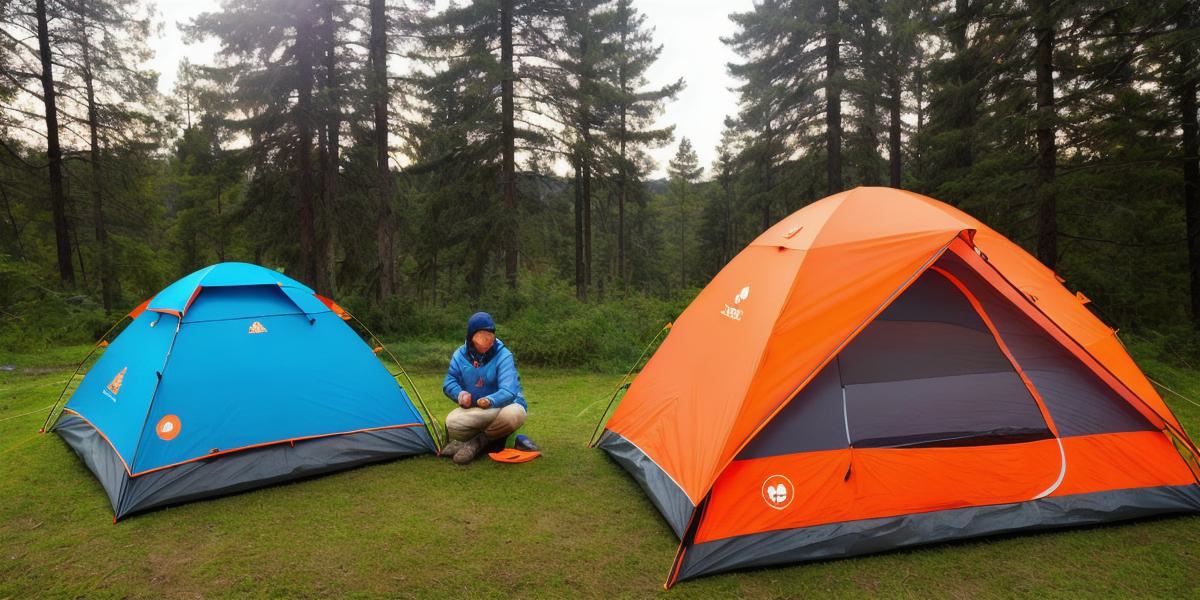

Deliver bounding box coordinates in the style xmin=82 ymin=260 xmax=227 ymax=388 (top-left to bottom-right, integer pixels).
xmin=342 ymin=309 xmax=445 ymax=452
xmin=587 ymin=322 xmax=672 ymax=448
xmin=39 ymin=314 xmax=129 ymax=433
xmin=3 ymin=404 xmax=54 ymax=424
xmin=1149 ymin=376 xmax=1200 ymax=410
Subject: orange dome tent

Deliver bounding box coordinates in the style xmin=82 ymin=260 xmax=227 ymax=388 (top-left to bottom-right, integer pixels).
xmin=594 ymin=187 xmax=1200 ymax=587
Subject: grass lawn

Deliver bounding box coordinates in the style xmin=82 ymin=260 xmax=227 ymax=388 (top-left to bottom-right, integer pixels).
xmin=1 ymin=342 xmax=1199 ymax=598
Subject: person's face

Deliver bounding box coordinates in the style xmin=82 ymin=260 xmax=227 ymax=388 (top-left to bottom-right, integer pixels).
xmin=472 ymin=330 xmax=495 ymax=353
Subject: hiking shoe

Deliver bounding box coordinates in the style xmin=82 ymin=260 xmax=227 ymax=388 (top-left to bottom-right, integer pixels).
xmin=453 ymin=433 xmax=489 ymax=465
xmin=439 ymin=439 xmax=464 ymax=458
xmin=515 ymin=434 xmax=539 ymax=452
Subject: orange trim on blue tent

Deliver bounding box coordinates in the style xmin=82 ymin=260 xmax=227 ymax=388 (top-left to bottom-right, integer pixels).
xmin=314 ymin=293 xmax=351 ymax=320
xmin=128 ymin=422 xmax=428 ymax=477
xmin=127 ymin=297 xmax=153 ymax=320
xmin=63 ymin=407 xmax=428 ymax=478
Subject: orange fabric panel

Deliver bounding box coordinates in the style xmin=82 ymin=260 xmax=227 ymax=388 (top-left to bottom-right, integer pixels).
xmin=697 ymin=440 xmax=1063 ymax=544
xmin=606 ymin=246 xmax=811 ymax=503
xmin=1052 ymin=431 xmax=1196 ymax=497
xmin=807 ymin=188 xmax=975 ymax=248
xmin=748 ymin=190 xmax=852 ymax=250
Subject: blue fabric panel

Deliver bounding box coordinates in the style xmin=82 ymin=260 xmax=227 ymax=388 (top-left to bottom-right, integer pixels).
xmin=277 ymin=285 xmax=331 ymax=315
xmin=147 ymin=265 xmax=212 ymax=314
xmin=181 ymin=285 xmax=322 ymax=323
xmin=194 ymin=262 xmax=311 ymax=291
xmin=64 ymin=310 xmax=178 ymax=465
xmin=131 ymin=311 xmax=423 ymax=473
xmin=147 ymin=263 xmax=314 ymax=316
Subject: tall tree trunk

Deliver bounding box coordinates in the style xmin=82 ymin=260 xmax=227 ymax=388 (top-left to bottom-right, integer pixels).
xmin=579 ymin=28 xmax=593 ymax=293
xmin=824 ymin=0 xmax=843 ymax=194
xmin=583 ymin=146 xmax=592 ymax=291
xmin=725 ymin=177 xmax=734 ymax=263
xmin=1034 ymin=0 xmax=1057 ymax=269
xmin=316 ymin=0 xmax=339 ymax=296
xmin=216 ymin=172 xmax=225 ymax=261
xmin=1180 ymin=7 xmax=1200 ymax=327
xmin=296 ymin=4 xmax=318 ymax=286
xmin=679 ymin=184 xmax=686 ymax=289
xmin=945 ymin=0 xmax=975 ymax=203
xmin=370 ymin=0 xmax=395 ymax=300
xmin=860 ymin=6 xmax=880 ymax=186
xmin=0 ymin=182 xmax=25 ymax=257
xmin=914 ymin=49 xmax=925 ymax=182
xmin=81 ymin=19 xmax=116 ymax=311
xmin=36 ymin=0 xmax=74 ymax=285
xmin=762 ymin=121 xmax=774 ymax=230
xmin=617 ymin=1 xmax=628 ymax=289
xmin=501 ymin=0 xmax=518 ymax=288
xmin=618 ymin=145 xmax=626 ymax=288
xmin=888 ymin=69 xmax=902 ymax=188
xmin=574 ymin=160 xmax=586 ymax=301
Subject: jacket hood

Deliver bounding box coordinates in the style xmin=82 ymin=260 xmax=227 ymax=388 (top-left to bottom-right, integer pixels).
xmin=465 ymin=312 xmax=498 ymax=363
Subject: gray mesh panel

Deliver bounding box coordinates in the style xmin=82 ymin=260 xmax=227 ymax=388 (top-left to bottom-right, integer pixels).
xmin=936 ymin=253 xmax=1154 ymax=436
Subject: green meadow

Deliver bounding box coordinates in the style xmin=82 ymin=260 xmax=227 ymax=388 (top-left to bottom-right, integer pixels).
xmin=1 ymin=343 xmax=1198 ymax=598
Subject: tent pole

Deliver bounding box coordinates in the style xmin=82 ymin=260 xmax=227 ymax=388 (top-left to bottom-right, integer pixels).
xmin=588 ymin=322 xmax=671 ymax=447
xmin=343 ymin=310 xmax=445 ymax=452
xmin=39 ymin=314 xmax=129 ymax=434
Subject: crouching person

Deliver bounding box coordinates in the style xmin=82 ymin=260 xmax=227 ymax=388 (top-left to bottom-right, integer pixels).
xmin=440 ymin=312 xmax=527 ymax=465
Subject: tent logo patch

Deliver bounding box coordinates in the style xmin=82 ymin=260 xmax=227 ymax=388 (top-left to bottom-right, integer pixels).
xmin=248 ymin=321 xmax=268 ymax=334
xmin=762 ymin=474 xmax=793 ymax=510
xmin=103 ymin=367 xmax=127 ymax=402
xmin=720 ymin=285 xmax=750 ymax=321
xmin=156 ymin=414 xmax=181 ymax=441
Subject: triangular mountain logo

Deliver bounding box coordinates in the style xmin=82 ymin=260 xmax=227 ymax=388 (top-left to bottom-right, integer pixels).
xmin=106 ymin=367 xmax=127 ymax=396
xmin=248 ymin=321 xmax=268 ymax=334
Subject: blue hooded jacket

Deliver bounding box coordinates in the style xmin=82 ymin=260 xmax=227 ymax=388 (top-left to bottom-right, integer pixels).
xmin=442 ymin=312 xmax=527 ymax=410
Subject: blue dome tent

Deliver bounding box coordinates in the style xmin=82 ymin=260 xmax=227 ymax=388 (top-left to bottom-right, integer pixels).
xmin=44 ymin=263 xmax=440 ymax=520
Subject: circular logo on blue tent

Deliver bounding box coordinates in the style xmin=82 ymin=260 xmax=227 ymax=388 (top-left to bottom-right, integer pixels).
xmin=156 ymin=415 xmax=181 ymax=441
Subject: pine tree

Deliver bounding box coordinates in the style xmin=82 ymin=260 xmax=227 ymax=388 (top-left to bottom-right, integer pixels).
xmin=191 ymin=0 xmax=332 ymax=288
xmin=35 ymin=0 xmax=75 ymax=285
xmin=727 ymin=0 xmax=847 ymax=195
xmin=410 ymin=0 xmax=560 ymax=295
xmin=668 ymin=137 xmax=701 ymax=290
xmin=604 ymin=0 xmax=680 ymax=289
xmin=370 ymin=0 xmax=395 ymax=300
xmin=56 ymin=0 xmax=158 ymax=310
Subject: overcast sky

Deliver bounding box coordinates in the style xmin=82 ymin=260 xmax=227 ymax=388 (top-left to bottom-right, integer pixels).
xmin=148 ymin=0 xmax=753 ymax=178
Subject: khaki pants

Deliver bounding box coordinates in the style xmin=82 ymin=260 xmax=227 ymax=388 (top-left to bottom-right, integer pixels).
xmin=445 ymin=404 xmax=527 ymax=441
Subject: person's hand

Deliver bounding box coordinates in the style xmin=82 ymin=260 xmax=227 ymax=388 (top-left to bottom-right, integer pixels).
xmin=457 ymin=391 xmax=472 ymax=408
xmin=477 ymin=397 xmax=492 ymax=409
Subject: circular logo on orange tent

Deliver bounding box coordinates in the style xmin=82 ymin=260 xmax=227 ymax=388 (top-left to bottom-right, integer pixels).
xmin=762 ymin=474 xmax=793 ymax=510
xmin=156 ymin=415 xmax=181 ymax=441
